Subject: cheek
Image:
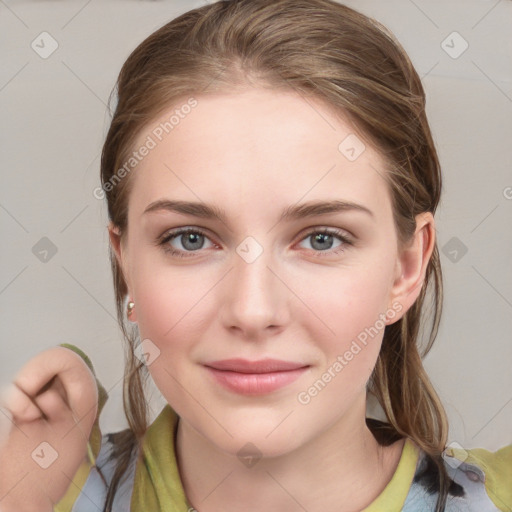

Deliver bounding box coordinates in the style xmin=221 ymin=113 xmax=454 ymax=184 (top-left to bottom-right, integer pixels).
xmin=131 ymin=267 xmax=210 ymax=409
xmin=295 ymin=261 xmax=394 ymax=349
xmin=294 ymin=269 xmax=391 ymax=407
xmin=128 ymin=238 xmax=205 ymax=335
xmin=134 ymin=269 xmax=204 ymax=343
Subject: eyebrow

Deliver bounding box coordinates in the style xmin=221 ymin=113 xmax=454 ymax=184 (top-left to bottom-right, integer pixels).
xmin=143 ymin=199 xmax=374 ymax=222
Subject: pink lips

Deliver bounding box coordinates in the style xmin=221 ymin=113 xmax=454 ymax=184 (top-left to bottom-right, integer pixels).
xmin=204 ymin=358 xmax=309 ymax=395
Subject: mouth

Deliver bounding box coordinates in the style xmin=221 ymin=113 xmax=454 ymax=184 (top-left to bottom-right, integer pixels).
xmin=204 ymin=358 xmax=309 ymax=373
xmin=203 ymin=360 xmax=310 ymax=395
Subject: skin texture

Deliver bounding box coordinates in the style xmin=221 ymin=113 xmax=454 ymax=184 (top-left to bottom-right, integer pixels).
xmin=109 ymin=87 xmax=435 ymax=511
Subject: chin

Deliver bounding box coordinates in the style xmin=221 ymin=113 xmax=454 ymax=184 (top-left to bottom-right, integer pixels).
xmin=210 ymin=427 xmax=305 ymax=462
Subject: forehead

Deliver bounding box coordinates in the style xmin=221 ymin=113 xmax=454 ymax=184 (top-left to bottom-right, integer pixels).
xmin=127 ymin=87 xmax=391 ymax=220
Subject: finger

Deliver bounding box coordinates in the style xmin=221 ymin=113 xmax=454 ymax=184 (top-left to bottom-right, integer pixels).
xmin=13 ymin=347 xmax=98 ymax=422
xmin=12 ymin=374 xmax=86 ymax=437
xmin=32 ymin=384 xmax=73 ymax=424
xmin=0 ymin=382 xmax=45 ymax=422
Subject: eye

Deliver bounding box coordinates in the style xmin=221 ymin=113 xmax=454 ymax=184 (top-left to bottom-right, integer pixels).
xmin=158 ymin=228 xmax=216 ymax=258
xmin=157 ymin=226 xmax=353 ymax=259
xmin=297 ymin=228 xmax=353 ymax=257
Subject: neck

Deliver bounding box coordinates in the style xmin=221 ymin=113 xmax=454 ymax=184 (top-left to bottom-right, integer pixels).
xmin=175 ymin=394 xmax=404 ymax=512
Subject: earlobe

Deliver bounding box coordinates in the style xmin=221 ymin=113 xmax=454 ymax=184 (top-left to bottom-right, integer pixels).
xmin=387 ymin=212 xmax=436 ymax=321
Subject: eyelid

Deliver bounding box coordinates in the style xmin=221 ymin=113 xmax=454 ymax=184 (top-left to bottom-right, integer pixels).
xmin=297 ymin=225 xmax=354 ymax=242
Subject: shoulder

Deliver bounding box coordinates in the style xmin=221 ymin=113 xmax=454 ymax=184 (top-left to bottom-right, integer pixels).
xmin=402 ymin=442 xmax=512 ymax=511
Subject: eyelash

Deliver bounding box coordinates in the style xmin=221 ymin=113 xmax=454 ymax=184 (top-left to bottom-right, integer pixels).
xmin=157 ymin=227 xmax=353 ymax=259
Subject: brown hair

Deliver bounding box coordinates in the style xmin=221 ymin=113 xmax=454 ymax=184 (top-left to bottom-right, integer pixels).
xmin=99 ymin=1 xmax=453 ymax=510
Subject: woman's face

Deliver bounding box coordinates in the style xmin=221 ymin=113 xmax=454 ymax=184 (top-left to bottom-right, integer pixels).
xmin=111 ymin=87 xmax=422 ymax=457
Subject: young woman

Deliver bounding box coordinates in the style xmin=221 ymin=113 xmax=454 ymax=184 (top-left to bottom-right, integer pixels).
xmin=1 ymin=1 xmax=510 ymax=511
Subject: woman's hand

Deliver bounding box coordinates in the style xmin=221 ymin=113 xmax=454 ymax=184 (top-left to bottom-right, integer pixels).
xmin=0 ymin=346 xmax=98 ymax=512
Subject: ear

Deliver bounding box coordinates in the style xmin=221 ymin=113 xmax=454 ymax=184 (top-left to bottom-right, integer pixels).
xmin=386 ymin=212 xmax=436 ymax=324
xmin=108 ymin=222 xmax=137 ymax=322
xmin=108 ymin=222 xmax=124 ymax=264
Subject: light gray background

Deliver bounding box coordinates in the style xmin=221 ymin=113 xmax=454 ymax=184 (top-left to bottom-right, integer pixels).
xmin=1 ymin=0 xmax=511 ymax=451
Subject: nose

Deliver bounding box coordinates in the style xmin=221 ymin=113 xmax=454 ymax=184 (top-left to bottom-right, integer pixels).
xmin=218 ymin=243 xmax=288 ymax=339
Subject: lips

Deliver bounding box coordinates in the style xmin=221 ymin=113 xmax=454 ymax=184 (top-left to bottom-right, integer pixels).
xmin=203 ymin=358 xmax=311 ymax=395
xmin=204 ymin=358 xmax=308 ymax=374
